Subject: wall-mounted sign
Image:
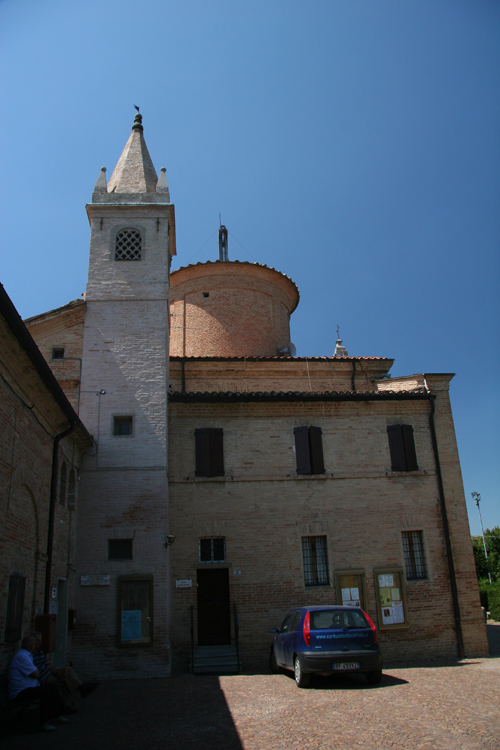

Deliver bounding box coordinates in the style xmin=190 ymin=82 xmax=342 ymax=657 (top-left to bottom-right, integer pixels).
xmin=374 ymin=568 xmax=408 ymax=629
xmin=233 ymin=569 xmax=242 ymax=576
xmin=176 ymin=579 xmax=192 ymax=588
xmin=80 ymin=575 xmax=110 ymax=586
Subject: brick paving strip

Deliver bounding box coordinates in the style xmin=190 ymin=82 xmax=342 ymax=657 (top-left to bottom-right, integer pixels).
xmin=2 ymin=657 xmax=499 ymax=749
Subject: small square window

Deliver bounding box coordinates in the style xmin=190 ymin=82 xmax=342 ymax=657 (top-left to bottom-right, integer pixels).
xmin=114 ymin=416 xmax=133 ymax=436
xmin=108 ymin=539 xmax=133 ymax=560
xmin=52 ymin=348 xmax=65 ymax=359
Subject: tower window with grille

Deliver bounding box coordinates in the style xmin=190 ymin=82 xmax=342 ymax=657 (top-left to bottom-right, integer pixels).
xmin=402 ymin=531 xmax=427 ymax=579
xmin=115 ymin=229 xmax=142 ymax=261
xmin=302 ymin=536 xmax=329 ymax=586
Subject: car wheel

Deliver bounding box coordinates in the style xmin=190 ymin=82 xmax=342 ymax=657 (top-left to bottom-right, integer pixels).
xmin=294 ymin=656 xmax=310 ymax=688
xmin=269 ymin=647 xmax=280 ymax=674
xmin=366 ymin=669 xmax=382 ymax=685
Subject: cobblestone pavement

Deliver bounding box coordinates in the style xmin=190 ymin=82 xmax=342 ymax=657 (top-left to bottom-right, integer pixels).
xmin=2 ymin=629 xmax=499 ymax=750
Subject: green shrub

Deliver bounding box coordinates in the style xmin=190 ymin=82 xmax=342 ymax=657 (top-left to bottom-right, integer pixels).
xmin=479 ymin=581 xmax=500 ymax=621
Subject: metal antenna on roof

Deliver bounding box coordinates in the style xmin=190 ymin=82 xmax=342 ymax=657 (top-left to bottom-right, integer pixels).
xmin=219 ymin=223 xmax=228 ymax=262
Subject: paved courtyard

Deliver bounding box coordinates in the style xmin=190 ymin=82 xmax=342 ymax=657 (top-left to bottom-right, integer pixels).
xmin=2 ymin=626 xmax=499 ymax=750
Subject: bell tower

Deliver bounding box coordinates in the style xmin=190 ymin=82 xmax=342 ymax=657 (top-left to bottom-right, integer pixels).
xmin=74 ymin=113 xmax=176 ymax=677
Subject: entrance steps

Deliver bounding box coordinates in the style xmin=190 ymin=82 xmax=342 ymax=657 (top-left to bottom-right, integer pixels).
xmin=190 ymin=645 xmax=242 ymax=675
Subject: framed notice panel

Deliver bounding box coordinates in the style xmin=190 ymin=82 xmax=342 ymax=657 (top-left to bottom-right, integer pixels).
xmin=335 ymin=570 xmax=367 ymax=611
xmin=373 ymin=568 xmax=408 ymax=630
xmin=117 ymin=575 xmax=154 ymax=647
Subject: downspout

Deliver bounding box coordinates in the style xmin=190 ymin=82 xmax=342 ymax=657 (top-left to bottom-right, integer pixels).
xmin=44 ymin=422 xmax=77 ymax=614
xmin=181 ymin=357 xmax=186 ymax=395
xmin=428 ymin=397 xmax=464 ymax=659
xmin=351 ymin=360 xmax=356 ymax=391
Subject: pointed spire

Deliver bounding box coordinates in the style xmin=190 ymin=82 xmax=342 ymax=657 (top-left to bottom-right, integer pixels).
xmin=107 ymin=113 xmax=158 ymax=193
xmin=334 ymin=324 xmax=349 ymax=357
xmin=156 ymin=166 xmax=170 ymax=201
xmin=93 ymin=166 xmax=107 ymax=193
xmin=334 ymin=338 xmax=349 ymax=357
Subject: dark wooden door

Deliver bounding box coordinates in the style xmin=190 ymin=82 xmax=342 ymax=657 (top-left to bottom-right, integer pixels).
xmin=197 ymin=569 xmax=231 ymax=646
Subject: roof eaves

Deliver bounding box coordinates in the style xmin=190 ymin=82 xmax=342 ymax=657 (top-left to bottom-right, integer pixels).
xmin=168 ymin=389 xmax=430 ymax=403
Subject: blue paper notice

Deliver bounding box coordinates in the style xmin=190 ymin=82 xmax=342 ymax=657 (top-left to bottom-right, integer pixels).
xmin=121 ymin=610 xmax=142 ymax=641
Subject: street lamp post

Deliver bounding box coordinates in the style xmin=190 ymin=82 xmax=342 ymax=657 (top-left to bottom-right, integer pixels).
xmin=471 ymin=492 xmax=492 ymax=585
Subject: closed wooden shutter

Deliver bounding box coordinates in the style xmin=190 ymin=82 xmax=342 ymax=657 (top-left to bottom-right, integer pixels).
xmin=195 ymin=428 xmax=211 ymax=477
xmin=309 ymin=426 xmax=325 ymax=474
xmin=195 ymin=428 xmax=224 ymax=477
xmin=388 ymin=424 xmax=418 ymax=471
xmin=294 ymin=426 xmax=311 ymax=474
xmin=209 ymin=429 xmax=224 ymax=477
xmin=387 ymin=424 xmax=406 ymax=471
xmin=402 ymin=424 xmax=418 ymax=471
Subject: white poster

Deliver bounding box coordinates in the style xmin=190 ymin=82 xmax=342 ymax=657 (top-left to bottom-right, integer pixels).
xmin=382 ymin=607 xmax=394 ymax=625
xmin=392 ymin=601 xmax=405 ymax=624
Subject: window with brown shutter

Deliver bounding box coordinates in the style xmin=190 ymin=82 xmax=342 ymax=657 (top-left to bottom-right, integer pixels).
xmin=387 ymin=424 xmax=418 ymax=472
xmin=294 ymin=426 xmax=325 ymax=475
xmin=195 ymin=428 xmax=224 ymax=477
xmin=5 ymin=574 xmax=26 ymax=642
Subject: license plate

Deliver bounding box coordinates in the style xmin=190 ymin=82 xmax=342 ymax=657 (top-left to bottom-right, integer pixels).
xmin=333 ymin=662 xmax=359 ymax=670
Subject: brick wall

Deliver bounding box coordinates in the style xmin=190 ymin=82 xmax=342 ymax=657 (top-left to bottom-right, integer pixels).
xmin=170 ymin=262 xmax=299 ymax=357
xmin=167 ymin=381 xmax=488 ymax=670
xmin=0 ymin=311 xmax=90 ymax=673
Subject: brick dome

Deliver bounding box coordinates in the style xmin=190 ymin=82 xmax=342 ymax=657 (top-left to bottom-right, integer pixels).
xmin=169 ymin=260 xmax=299 ymax=357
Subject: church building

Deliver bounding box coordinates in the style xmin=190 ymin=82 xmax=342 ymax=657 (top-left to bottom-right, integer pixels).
xmin=2 ymin=114 xmax=488 ymax=678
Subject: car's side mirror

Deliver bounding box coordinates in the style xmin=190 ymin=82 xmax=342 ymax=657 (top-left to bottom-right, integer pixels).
xmin=269 ymin=627 xmax=279 ymax=633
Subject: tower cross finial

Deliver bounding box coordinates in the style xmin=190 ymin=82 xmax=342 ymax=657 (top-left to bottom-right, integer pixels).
xmin=336 ymin=323 xmax=340 ymax=340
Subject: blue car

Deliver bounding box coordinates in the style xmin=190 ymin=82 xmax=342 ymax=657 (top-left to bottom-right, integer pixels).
xmin=269 ymin=605 xmax=383 ymax=688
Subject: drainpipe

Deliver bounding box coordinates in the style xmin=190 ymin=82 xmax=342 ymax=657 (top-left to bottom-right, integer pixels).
xmin=44 ymin=423 xmax=76 ymax=614
xmin=181 ymin=357 xmax=186 ymax=395
xmin=428 ymin=397 xmax=464 ymax=659
xmin=351 ymin=360 xmax=356 ymax=391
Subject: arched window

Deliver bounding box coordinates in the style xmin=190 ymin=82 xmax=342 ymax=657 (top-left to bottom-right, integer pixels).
xmin=59 ymin=463 xmax=67 ymax=505
xmin=115 ymin=229 xmax=142 ymax=261
xmin=67 ymin=469 xmax=77 ymax=509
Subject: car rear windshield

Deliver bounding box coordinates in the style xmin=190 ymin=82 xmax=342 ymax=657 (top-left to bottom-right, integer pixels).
xmin=311 ymin=609 xmax=369 ymax=630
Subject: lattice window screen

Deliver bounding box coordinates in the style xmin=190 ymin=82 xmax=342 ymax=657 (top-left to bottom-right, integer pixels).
xmin=115 ymin=229 xmax=142 ymax=260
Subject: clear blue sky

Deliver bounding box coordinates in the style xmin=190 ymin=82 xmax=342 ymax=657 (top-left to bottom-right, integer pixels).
xmin=1 ymin=0 xmax=498 ymax=535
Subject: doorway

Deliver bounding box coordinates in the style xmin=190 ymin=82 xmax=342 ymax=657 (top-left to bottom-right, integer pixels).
xmin=197 ymin=569 xmax=231 ymax=646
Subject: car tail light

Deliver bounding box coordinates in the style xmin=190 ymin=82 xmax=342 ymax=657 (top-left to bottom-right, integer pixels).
xmin=303 ymin=611 xmax=311 ymax=647
xmin=362 ymin=610 xmax=377 ymax=644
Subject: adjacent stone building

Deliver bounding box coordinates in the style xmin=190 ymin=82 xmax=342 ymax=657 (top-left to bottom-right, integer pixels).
xmin=0 ymin=285 xmax=92 ymax=675
xmin=3 ymin=114 xmax=488 ymax=678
